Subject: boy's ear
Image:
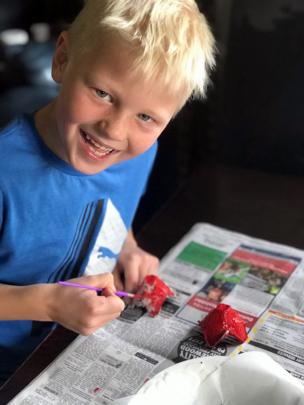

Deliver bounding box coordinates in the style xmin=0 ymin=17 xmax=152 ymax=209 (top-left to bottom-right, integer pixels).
xmin=52 ymin=31 xmax=69 ymax=83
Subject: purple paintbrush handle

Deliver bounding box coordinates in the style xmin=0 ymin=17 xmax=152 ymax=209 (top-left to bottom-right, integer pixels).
xmin=115 ymin=291 xmax=130 ymax=297
xmin=58 ymin=281 xmax=134 ymax=298
xmin=58 ymin=281 xmax=103 ymax=292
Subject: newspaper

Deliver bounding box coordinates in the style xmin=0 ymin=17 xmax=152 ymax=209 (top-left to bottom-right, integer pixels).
xmin=9 ymin=223 xmax=304 ymax=404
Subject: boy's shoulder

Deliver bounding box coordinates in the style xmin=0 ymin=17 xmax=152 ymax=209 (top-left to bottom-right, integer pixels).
xmin=0 ymin=115 xmax=37 ymax=172
xmin=0 ymin=115 xmax=32 ymax=141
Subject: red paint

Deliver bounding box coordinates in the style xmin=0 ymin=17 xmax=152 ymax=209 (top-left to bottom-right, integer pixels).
xmin=138 ymin=274 xmax=175 ymax=317
xmin=199 ymin=303 xmax=248 ymax=347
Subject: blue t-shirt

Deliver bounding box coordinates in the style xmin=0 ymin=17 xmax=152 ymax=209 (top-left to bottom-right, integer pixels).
xmin=0 ymin=115 xmax=157 ymax=382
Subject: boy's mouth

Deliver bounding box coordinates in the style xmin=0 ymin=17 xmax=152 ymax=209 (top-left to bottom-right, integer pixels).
xmin=80 ymin=130 xmax=116 ymax=159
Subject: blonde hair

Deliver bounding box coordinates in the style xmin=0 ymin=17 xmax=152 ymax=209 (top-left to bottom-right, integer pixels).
xmin=68 ymin=0 xmax=216 ymax=103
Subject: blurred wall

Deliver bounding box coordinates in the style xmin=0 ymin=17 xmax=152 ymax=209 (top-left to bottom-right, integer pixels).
xmin=212 ymin=0 xmax=304 ymax=175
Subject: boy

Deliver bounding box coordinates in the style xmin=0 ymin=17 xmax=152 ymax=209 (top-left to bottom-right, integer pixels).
xmin=0 ymin=0 xmax=215 ymax=384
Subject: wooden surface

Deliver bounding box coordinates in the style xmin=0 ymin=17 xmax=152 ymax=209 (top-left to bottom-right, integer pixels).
xmin=2 ymin=164 xmax=304 ymax=403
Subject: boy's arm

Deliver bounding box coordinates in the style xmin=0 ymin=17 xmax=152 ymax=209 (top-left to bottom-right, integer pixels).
xmin=0 ymin=273 xmax=125 ymax=335
xmin=0 ymin=283 xmax=55 ymax=321
xmin=113 ymin=229 xmax=159 ymax=292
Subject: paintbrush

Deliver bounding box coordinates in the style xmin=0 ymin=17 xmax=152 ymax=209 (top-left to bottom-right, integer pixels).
xmin=58 ymin=280 xmax=141 ymax=298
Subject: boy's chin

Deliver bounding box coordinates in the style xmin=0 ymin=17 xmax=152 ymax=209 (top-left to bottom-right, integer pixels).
xmin=70 ymin=154 xmax=118 ymax=175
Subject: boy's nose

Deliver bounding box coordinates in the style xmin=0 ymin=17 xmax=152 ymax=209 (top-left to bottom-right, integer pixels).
xmin=98 ymin=111 xmax=128 ymax=142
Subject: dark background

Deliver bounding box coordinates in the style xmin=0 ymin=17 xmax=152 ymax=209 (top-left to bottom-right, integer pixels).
xmin=0 ymin=0 xmax=303 ymax=232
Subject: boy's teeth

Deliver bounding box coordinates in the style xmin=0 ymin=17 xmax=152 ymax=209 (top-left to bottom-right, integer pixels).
xmin=84 ymin=133 xmax=113 ymax=153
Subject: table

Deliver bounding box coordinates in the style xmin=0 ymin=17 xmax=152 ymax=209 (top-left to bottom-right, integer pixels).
xmin=2 ymin=164 xmax=304 ymax=403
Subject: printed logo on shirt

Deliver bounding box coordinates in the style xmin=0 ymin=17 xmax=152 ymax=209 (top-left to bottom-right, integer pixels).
xmin=97 ymin=246 xmax=119 ymax=260
xmin=85 ymin=199 xmax=127 ymax=275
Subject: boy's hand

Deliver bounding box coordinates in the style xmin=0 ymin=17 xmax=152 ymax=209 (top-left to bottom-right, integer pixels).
xmin=113 ymin=231 xmax=159 ymax=292
xmin=48 ymin=273 xmax=125 ymax=335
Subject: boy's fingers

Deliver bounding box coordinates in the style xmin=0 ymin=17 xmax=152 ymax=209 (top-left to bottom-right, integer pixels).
xmin=124 ymin=260 xmax=140 ymax=292
xmin=101 ymin=295 xmax=125 ymax=313
xmin=112 ymin=272 xmax=124 ymax=292
xmin=94 ymin=272 xmax=115 ymax=289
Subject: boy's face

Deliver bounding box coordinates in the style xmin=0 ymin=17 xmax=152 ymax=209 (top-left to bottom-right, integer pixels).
xmin=48 ymin=32 xmax=184 ymax=175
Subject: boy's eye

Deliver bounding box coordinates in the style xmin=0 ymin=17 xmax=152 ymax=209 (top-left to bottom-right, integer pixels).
xmin=138 ymin=113 xmax=152 ymax=122
xmin=95 ymin=89 xmax=112 ymax=101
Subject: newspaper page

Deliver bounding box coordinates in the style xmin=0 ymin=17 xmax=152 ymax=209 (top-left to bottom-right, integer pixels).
xmin=9 ymin=223 xmax=304 ymax=404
